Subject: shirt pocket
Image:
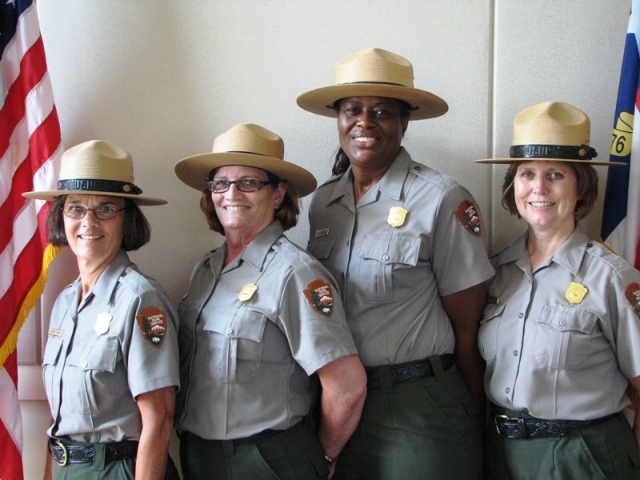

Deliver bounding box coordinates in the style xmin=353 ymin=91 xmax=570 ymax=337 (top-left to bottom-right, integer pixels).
xmin=357 ymin=235 xmax=421 ymax=304
xmin=533 ymin=306 xmax=599 ymax=370
xmin=203 ymin=308 xmax=267 ymax=384
xmin=307 ymin=237 xmax=336 ymax=261
xmin=64 ymin=338 xmax=121 ymax=414
xmin=42 ymin=336 xmax=64 ymax=408
xmin=478 ymin=303 xmax=506 ymax=361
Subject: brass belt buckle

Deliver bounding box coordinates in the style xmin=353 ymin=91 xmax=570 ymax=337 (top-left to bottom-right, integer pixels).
xmin=55 ymin=439 xmax=68 ymax=466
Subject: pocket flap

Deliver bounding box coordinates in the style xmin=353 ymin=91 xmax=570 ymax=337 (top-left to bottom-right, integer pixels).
xmin=537 ymin=305 xmax=598 ymax=334
xmin=203 ymin=308 xmax=266 ymax=342
xmin=359 ymin=235 xmax=420 ymax=265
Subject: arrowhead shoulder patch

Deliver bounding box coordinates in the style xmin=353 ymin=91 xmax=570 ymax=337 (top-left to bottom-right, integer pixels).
xmin=304 ymin=279 xmax=334 ymax=318
xmin=136 ymin=306 xmax=167 ymax=347
xmin=455 ymin=199 xmax=481 ymax=237
xmin=625 ymin=282 xmax=640 ymax=319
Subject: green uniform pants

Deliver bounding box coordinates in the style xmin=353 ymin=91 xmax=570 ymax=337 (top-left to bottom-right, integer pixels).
xmin=50 ymin=440 xmax=179 ymax=480
xmin=334 ymin=357 xmax=482 ymax=480
xmin=485 ymin=407 xmax=640 ymax=479
xmin=179 ymin=418 xmax=329 ymax=479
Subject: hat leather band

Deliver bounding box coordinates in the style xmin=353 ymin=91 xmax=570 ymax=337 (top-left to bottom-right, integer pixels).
xmin=57 ymin=179 xmax=143 ymax=195
xmin=510 ymin=144 xmax=598 ymax=161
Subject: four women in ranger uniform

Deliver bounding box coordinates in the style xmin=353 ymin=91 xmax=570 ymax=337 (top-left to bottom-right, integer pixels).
xmin=33 ymin=52 xmax=640 ymax=480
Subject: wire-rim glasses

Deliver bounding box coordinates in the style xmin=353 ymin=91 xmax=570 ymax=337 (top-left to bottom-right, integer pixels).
xmin=208 ymin=179 xmax=273 ymax=194
xmin=63 ymin=204 xmax=126 ymax=220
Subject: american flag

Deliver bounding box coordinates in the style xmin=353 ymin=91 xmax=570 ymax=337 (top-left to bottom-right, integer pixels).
xmin=1 ymin=0 xmax=62 ymax=478
xmin=602 ymin=0 xmax=640 ymax=269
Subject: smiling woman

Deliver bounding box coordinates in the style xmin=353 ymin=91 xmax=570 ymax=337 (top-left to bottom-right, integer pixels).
xmin=22 ymin=140 xmax=180 ymax=480
xmin=475 ymin=102 xmax=640 ymax=479
xmin=172 ymin=123 xmax=366 ymax=480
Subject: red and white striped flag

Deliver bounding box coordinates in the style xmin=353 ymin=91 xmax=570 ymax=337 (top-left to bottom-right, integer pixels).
xmin=1 ymin=1 xmax=63 ymax=478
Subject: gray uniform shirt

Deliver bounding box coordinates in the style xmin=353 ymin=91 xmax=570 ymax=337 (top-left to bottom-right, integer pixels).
xmin=479 ymin=227 xmax=640 ymax=420
xmin=175 ymin=221 xmax=358 ymax=440
xmin=43 ymin=249 xmax=180 ymax=442
xmin=307 ymin=148 xmax=494 ymax=367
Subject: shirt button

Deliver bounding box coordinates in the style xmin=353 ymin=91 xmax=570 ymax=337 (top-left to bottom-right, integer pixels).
xmin=382 ymin=255 xmax=389 ymax=261
xmin=513 ymin=350 xmax=518 ymax=356
xmin=81 ymin=361 xmax=88 ymax=368
xmin=559 ymin=319 xmax=566 ymax=326
xmin=519 ymin=313 xmax=524 ymax=318
xmin=505 ymin=387 xmax=510 ymax=394
xmin=275 ymin=241 xmax=282 ymax=246
xmin=225 ymin=328 xmax=233 ymax=335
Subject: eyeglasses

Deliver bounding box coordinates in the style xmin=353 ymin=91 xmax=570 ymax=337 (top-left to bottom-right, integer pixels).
xmin=63 ymin=204 xmax=126 ymax=220
xmin=207 ymin=179 xmax=273 ymax=194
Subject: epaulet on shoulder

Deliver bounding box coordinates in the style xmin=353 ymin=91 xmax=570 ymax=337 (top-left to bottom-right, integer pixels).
xmin=586 ymin=241 xmax=630 ymax=272
xmin=408 ymin=161 xmax=455 ymax=189
xmin=118 ymin=266 xmax=156 ymax=295
xmin=317 ymin=172 xmax=344 ymax=189
xmin=272 ymin=235 xmax=313 ymax=268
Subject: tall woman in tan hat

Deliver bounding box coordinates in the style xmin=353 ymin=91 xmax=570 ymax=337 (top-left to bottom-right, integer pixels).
xmin=24 ymin=140 xmax=180 ymax=479
xmin=477 ymin=101 xmax=640 ymax=479
xmin=173 ymin=123 xmax=366 ymax=480
xmin=298 ymin=48 xmax=493 ymax=479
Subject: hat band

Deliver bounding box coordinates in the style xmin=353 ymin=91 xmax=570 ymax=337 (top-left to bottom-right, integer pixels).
xmin=510 ymin=144 xmax=597 ymax=160
xmin=57 ymin=179 xmax=143 ymax=195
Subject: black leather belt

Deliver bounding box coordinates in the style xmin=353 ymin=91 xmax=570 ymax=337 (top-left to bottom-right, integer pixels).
xmin=366 ymin=354 xmax=455 ymax=389
xmin=49 ymin=438 xmax=138 ymax=466
xmin=494 ymin=413 xmax=617 ymax=439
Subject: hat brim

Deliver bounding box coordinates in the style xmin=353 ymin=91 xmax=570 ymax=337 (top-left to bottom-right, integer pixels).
xmin=296 ymin=83 xmax=448 ymax=120
xmin=175 ymin=152 xmax=318 ymax=197
xmin=22 ymin=190 xmax=167 ymax=206
xmin=475 ymin=158 xmax=627 ymax=166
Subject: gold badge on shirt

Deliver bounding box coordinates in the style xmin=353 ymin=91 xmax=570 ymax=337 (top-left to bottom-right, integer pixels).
xmin=565 ymin=282 xmax=588 ymax=304
xmin=238 ymin=284 xmax=258 ymax=302
xmin=387 ymin=207 xmax=408 ymax=228
xmin=95 ymin=312 xmax=112 ymax=335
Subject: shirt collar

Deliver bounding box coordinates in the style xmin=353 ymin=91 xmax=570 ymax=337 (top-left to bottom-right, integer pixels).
xmin=326 ymin=147 xmax=410 ymax=205
xmin=223 ymin=221 xmax=284 ymax=272
xmin=496 ymin=225 xmax=588 ymax=276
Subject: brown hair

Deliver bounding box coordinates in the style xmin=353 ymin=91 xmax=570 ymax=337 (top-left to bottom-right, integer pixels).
xmin=47 ymin=196 xmax=151 ymax=251
xmin=331 ymin=98 xmax=413 ymax=176
xmin=501 ymin=161 xmax=598 ymax=221
xmin=200 ymin=169 xmax=300 ymax=234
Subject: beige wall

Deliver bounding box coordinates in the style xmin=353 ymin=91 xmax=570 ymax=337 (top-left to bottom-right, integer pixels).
xmin=19 ymin=1 xmax=630 ymax=478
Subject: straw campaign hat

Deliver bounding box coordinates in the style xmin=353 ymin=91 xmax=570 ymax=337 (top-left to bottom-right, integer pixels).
xmin=175 ymin=123 xmax=317 ymax=197
xmin=297 ymin=48 xmax=448 ymax=120
xmin=476 ymin=101 xmax=624 ymax=166
xmin=22 ymin=140 xmax=167 ymax=205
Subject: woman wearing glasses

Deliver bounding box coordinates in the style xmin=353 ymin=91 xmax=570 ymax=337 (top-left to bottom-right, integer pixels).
xmin=24 ymin=140 xmax=180 ymax=479
xmin=173 ymin=123 xmax=366 ymax=479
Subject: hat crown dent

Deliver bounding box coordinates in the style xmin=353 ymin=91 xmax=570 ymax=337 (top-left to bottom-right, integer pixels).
xmin=212 ymin=123 xmax=285 ymax=161
xmin=334 ymin=48 xmax=415 ymax=87
xmin=59 ymin=140 xmax=135 ymax=183
xmin=512 ymin=101 xmax=591 ymax=147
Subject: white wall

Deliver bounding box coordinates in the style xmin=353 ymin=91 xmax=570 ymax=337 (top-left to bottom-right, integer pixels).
xmin=18 ymin=1 xmax=630 ymax=478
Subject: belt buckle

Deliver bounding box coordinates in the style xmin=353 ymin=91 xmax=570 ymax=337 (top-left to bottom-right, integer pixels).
xmin=494 ymin=414 xmax=513 ymax=437
xmin=54 ymin=439 xmax=68 ymax=466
